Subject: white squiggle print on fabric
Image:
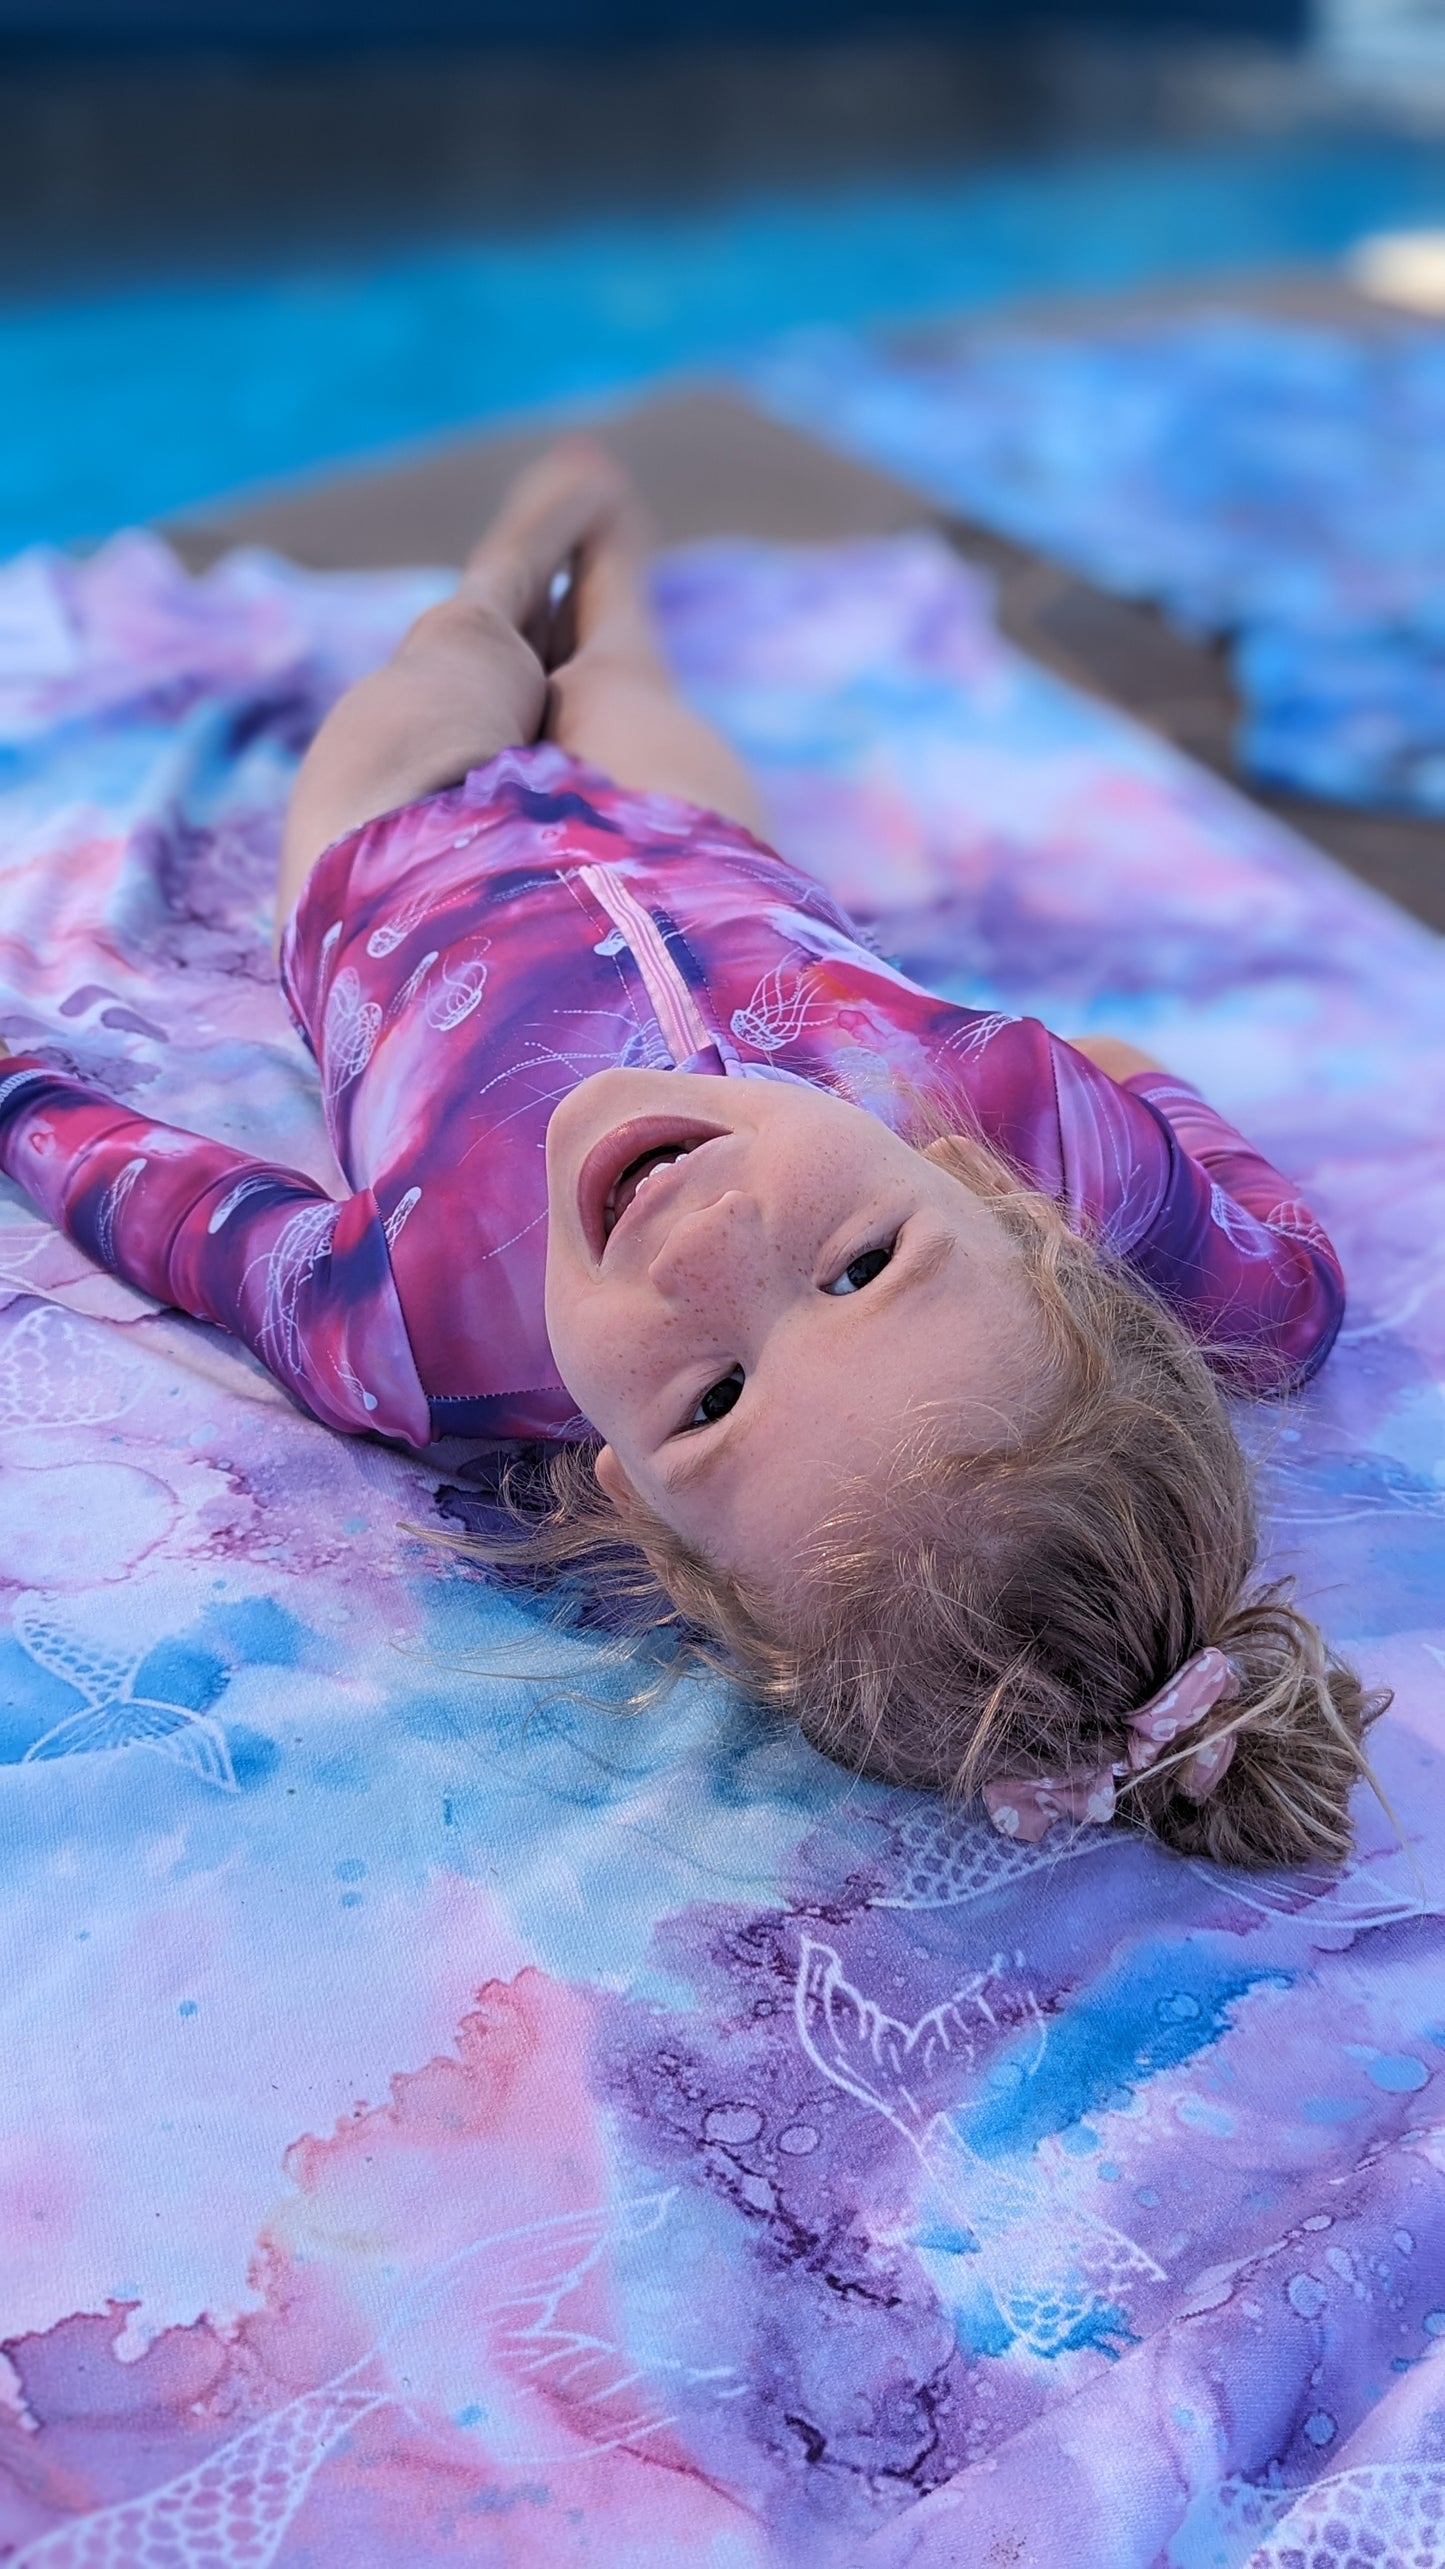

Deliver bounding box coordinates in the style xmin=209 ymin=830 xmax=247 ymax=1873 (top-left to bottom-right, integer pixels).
xmin=730 ymin=963 xmax=813 ymax=1054
xmin=391 ymin=948 xmax=439 ymax=1015
xmin=424 ymin=949 xmax=490 ymax=1033
xmin=1264 ymin=1198 xmax=1336 ymax=1258
xmin=12 ymin=1599 xmax=238 ymax=1793
xmin=939 ymin=1012 xmax=1017 ymax=1064
xmin=383 ymin=1186 xmax=421 ymax=1247
xmin=620 ymin=1019 xmax=676 ymax=1073
xmin=207 ymin=1172 xmax=279 ymax=1234
xmin=1259 ymin=1445 xmax=1445 ymax=1530
xmin=322 ymin=967 xmax=382 ymax=1101
xmin=365 ymin=889 xmax=440 ymax=959
xmin=795 ymin=1938 xmax=1164 ymax=2357
xmin=1209 ymin=1181 xmax=1273 ymax=1259
xmin=465 ymin=1003 xmax=643 ymax=1146
xmin=253 ymin=1200 xmax=341 ymax=1379
xmin=95 ymin=1157 xmax=146 ymax=1268
xmin=1189 ymin=1850 xmax=1429 ymax=1934
xmin=334 ymin=1357 xmax=378 ymax=1415
xmin=1082 ymin=1081 xmax=1167 ymax=1257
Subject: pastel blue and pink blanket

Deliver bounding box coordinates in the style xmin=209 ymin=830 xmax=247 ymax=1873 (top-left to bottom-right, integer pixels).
xmin=1 ymin=525 xmax=1443 ymax=2569
xmin=749 ymin=312 xmax=1445 ymax=813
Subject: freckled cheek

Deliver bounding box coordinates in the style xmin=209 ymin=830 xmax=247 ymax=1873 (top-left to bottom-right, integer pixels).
xmin=548 ymin=1283 xmax=679 ymax=1417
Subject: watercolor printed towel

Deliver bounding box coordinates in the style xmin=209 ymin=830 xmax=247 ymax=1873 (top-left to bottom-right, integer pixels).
xmin=0 ymin=527 xmax=1444 ymax=2566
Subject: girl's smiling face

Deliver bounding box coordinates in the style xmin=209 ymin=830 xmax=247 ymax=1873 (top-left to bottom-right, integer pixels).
xmin=543 ymin=1068 xmax=1033 ymax=1591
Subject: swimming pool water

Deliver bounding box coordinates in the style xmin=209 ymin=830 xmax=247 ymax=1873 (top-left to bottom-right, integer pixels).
xmin=7 ymin=130 xmax=1445 ymax=553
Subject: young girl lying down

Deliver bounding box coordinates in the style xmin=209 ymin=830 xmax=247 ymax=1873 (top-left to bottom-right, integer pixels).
xmin=0 ymin=443 xmax=1385 ymax=1868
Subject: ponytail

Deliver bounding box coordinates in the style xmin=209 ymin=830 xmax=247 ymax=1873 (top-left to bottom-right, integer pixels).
xmin=1122 ymin=1583 xmax=1387 ymax=1868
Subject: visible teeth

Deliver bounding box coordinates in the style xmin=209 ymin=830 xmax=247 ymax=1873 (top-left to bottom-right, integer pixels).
xmin=604 ymin=1143 xmax=690 ymax=1234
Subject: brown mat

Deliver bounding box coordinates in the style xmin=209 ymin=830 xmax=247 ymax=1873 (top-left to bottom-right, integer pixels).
xmin=161 ymin=282 xmax=1445 ymax=932
xmin=165 ymin=387 xmax=936 ymax=571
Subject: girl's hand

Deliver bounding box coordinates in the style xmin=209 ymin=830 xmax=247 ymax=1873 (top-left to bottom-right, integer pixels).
xmin=1068 ymin=1033 xmax=1166 ymax=1082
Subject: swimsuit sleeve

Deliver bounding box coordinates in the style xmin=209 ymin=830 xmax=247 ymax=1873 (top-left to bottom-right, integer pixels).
xmin=0 ymin=1056 xmax=431 ymax=1445
xmin=1115 ymin=1066 xmax=1344 ymax=1385
xmin=1042 ymin=1038 xmax=1342 ymax=1387
xmin=938 ymin=1019 xmax=1344 ymax=1389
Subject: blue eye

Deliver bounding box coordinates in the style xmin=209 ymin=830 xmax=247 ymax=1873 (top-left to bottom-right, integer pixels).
xmin=685 ymin=1365 xmax=744 ymax=1430
xmin=824 ymin=1242 xmax=895 ymax=1297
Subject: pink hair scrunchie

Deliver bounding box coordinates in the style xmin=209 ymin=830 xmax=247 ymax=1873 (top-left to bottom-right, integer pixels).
xmin=981 ymin=1647 xmax=1241 ymax=1845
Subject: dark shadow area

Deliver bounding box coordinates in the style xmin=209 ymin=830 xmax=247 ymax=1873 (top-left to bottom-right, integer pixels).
xmin=0 ymin=0 xmax=1311 ymax=39
xmin=0 ymin=26 xmax=1332 ymax=295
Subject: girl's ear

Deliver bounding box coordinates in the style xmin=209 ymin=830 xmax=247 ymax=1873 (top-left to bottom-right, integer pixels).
xmin=594 ymin=1447 xmax=670 ymax=1565
xmin=593 ymin=1444 xmax=634 ymax=1510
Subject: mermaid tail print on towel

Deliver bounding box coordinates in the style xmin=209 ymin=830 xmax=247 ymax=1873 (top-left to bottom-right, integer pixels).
xmin=12 ymin=1599 xmax=237 ymax=1791
xmin=11 ymin=2199 xmax=715 ymax=2569
xmin=0 ymin=515 xmax=1438 ymax=2569
xmin=0 ymin=1304 xmax=140 ymax=1429
xmin=795 ymin=1938 xmax=1164 ymax=2357
xmin=376 ymin=2192 xmax=739 ymax=2461
xmin=1201 ymin=2458 xmax=1445 ymax=2569
xmin=12 ymin=2375 xmax=393 ymax=2569
xmin=869 ymin=1808 xmax=1111 ymax=1911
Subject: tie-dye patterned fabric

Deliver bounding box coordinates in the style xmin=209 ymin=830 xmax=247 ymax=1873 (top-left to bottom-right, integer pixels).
xmin=747 ymin=312 xmax=1445 ymax=813
xmin=0 ymin=739 xmax=1342 ymax=1446
xmin=0 ymin=525 xmax=1443 ymax=2569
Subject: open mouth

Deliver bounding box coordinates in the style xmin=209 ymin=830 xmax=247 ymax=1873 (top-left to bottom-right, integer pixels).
xmin=575 ymin=1114 xmax=728 ymax=1261
xmin=605 ymin=1142 xmax=700 ymax=1233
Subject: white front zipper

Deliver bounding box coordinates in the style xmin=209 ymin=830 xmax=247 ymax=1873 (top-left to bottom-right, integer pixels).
xmin=579 ymin=863 xmax=719 ymax=1067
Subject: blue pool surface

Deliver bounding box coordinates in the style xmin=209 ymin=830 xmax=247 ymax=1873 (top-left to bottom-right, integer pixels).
xmin=7 ymin=132 xmax=1445 ymax=552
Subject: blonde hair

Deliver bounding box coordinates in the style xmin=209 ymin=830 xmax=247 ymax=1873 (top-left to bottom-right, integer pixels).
xmin=436 ymin=1133 xmax=1387 ymax=1871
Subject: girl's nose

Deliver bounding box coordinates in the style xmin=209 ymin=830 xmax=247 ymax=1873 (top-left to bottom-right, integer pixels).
xmin=646 ymin=1189 xmax=762 ymax=1295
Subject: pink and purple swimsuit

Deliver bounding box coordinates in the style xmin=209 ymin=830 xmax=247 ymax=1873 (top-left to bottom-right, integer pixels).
xmin=0 ymin=745 xmax=1344 ymax=1447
